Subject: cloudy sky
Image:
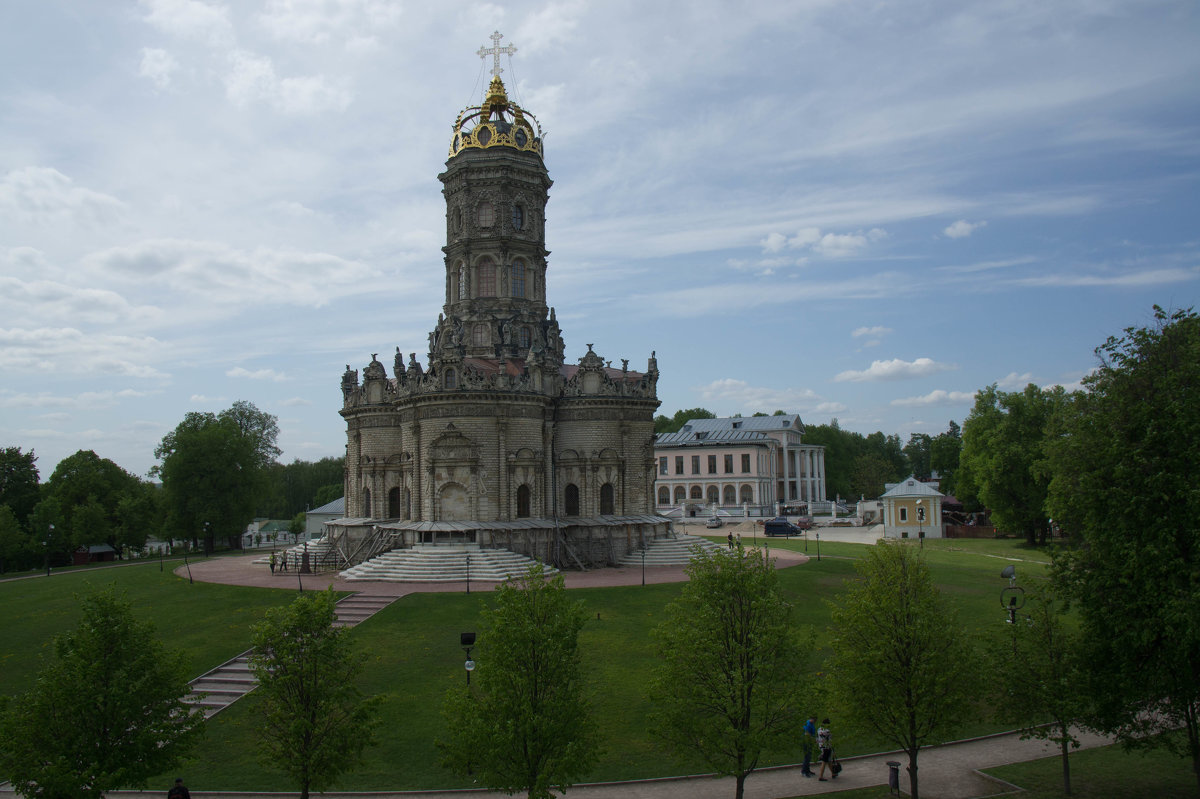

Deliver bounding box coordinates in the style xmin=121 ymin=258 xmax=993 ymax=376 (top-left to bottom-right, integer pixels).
xmin=2 ymin=0 xmax=1198 ymax=480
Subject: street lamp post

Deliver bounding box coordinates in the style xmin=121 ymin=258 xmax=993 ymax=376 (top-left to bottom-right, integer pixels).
xmin=203 ymin=521 xmax=211 ymax=557
xmin=815 ymin=531 xmax=821 ymax=562
xmin=916 ymin=499 xmax=925 ymax=547
xmin=465 ymin=553 xmax=471 ymax=595
xmin=1000 ymin=565 xmax=1025 ymax=653
xmin=461 ymin=632 xmax=476 ymax=686
xmin=44 ymin=523 xmax=53 ymax=577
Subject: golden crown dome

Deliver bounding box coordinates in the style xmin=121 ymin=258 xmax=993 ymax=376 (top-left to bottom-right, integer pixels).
xmin=449 ymin=75 xmax=544 ymax=158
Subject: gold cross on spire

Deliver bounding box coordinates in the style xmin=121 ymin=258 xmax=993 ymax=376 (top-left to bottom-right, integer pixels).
xmin=477 ymin=30 xmax=516 ymax=78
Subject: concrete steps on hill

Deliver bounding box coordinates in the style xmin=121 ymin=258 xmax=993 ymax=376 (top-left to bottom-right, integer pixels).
xmin=617 ymin=535 xmax=723 ymax=567
xmin=182 ymin=592 xmax=397 ymax=718
xmin=340 ymin=544 xmax=557 ymax=583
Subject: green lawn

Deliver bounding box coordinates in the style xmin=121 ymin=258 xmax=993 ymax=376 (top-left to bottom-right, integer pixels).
xmin=0 ymin=559 xmax=302 ymax=696
xmin=983 ymin=742 xmax=1199 ymax=798
xmin=4 ymin=538 xmax=1069 ymax=791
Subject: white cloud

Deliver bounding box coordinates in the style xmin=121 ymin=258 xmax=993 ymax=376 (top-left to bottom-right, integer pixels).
xmin=224 ymin=50 xmax=351 ymax=114
xmin=0 ymin=388 xmax=152 ymax=409
xmin=81 ymin=239 xmax=379 ymax=307
xmin=694 ymin=378 xmax=823 ymax=412
xmin=1014 ymin=267 xmax=1199 ymax=288
xmin=891 ymin=389 xmax=975 ymax=407
xmin=0 ymin=276 xmax=162 ymax=326
xmin=227 ymin=366 xmax=287 ymax=381
xmin=257 ymin=0 xmax=401 ymax=46
xmin=0 ymin=167 xmax=125 ymax=227
xmin=140 ymin=0 xmax=234 ymax=46
xmin=834 ymin=358 xmax=956 ymax=382
xmin=138 ymin=48 xmax=179 ymax=89
xmin=758 ymin=226 xmax=887 ymax=258
xmin=944 ymin=219 xmax=987 ymax=238
xmin=0 ymin=327 xmax=167 ymax=378
xmin=852 ymin=326 xmax=893 ymax=338
xmin=280 ymin=397 xmax=313 ymax=406
xmin=997 ymin=371 xmax=1035 ymax=389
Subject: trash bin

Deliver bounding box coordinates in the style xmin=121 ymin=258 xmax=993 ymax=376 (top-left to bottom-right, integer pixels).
xmin=887 ymin=761 xmax=901 ymax=795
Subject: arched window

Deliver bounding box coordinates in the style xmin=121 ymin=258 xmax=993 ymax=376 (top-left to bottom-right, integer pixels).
xmin=519 ymin=326 xmax=531 ymax=348
xmin=706 ymin=486 xmax=719 ymax=505
xmin=674 ymin=486 xmax=686 ymax=504
xmin=388 ymin=487 xmax=402 ymax=519
xmin=457 ymin=262 xmax=467 ymax=300
xmin=690 ymin=486 xmax=702 ymax=500
xmin=516 ymin=485 xmax=531 ymax=518
xmin=476 ymin=257 xmax=496 ymax=297
xmin=362 ymin=488 xmax=372 ymax=518
xmin=444 ymin=368 xmax=457 ymax=389
xmin=658 ymin=486 xmax=670 ymax=505
xmin=723 ymin=485 xmax=736 ymax=504
xmin=472 ymin=324 xmax=486 ymax=346
xmin=512 ymin=259 xmax=526 ymax=298
xmin=740 ymin=485 xmax=753 ymax=504
xmin=599 ymin=483 xmax=615 ymax=515
xmin=565 ymin=484 xmax=580 ymax=516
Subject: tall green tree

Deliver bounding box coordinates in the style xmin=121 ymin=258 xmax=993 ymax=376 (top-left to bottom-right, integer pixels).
xmin=249 ymin=589 xmax=379 ymax=799
xmin=649 ymin=544 xmax=810 ymax=799
xmin=440 ymin=564 xmax=598 ymax=799
xmin=154 ymin=402 xmax=279 ymax=549
xmin=959 ymin=383 xmax=1065 ymax=544
xmin=929 ymin=421 xmax=962 ymax=497
xmin=989 ymin=579 xmax=1088 ymax=796
xmin=1046 ymin=306 xmax=1200 ymax=792
xmin=0 ymin=505 xmax=32 ymax=573
xmin=35 ymin=450 xmax=149 ymax=556
xmin=826 ymin=543 xmax=977 ymax=799
xmin=0 ymin=446 xmax=40 ymax=528
xmin=902 ymin=433 xmax=932 ymax=480
xmin=0 ymin=588 xmax=204 ymax=799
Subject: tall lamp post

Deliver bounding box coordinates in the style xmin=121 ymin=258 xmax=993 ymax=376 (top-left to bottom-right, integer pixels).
xmin=916 ymin=499 xmax=925 ymax=547
xmin=44 ymin=523 xmax=53 ymax=577
xmin=1000 ymin=565 xmax=1025 ymax=653
xmin=461 ymin=632 xmax=476 ymax=685
xmin=203 ymin=521 xmax=211 ymax=557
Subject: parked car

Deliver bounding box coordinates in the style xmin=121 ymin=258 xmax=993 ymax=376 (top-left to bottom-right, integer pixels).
xmin=706 ymin=516 xmax=723 ymax=528
xmin=763 ymin=517 xmax=798 ymax=537
xmin=792 ymin=516 xmax=814 ymax=530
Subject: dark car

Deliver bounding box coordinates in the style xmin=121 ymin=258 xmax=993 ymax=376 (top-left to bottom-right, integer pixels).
xmin=763 ymin=517 xmax=798 ymax=537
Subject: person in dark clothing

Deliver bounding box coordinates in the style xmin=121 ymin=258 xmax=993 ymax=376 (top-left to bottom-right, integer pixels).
xmin=817 ymin=719 xmax=836 ymax=780
xmin=167 ymin=777 xmax=191 ymax=799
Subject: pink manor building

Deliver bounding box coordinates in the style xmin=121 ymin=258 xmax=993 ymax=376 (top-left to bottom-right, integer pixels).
xmin=653 ymin=415 xmax=827 ymax=516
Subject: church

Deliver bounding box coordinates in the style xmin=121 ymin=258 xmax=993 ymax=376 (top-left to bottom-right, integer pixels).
xmin=331 ymin=36 xmax=670 ymax=570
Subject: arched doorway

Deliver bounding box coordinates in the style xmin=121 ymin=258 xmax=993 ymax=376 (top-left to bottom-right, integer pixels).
xmin=599 ymin=483 xmax=614 ymax=515
xmin=516 ymin=484 xmax=531 ymax=518
xmin=387 ymin=487 xmax=402 ymax=519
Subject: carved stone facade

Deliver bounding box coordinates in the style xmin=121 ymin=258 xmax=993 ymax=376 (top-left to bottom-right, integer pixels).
xmin=337 ymin=73 xmax=666 ymax=568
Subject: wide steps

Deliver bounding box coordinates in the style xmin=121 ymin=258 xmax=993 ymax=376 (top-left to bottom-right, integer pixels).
xmin=340 ymin=546 xmax=557 ymax=583
xmin=617 ymin=535 xmax=723 ymax=567
xmin=183 ymin=594 xmax=396 ymax=717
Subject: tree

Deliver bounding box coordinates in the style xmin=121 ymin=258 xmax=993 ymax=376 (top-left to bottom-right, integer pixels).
xmin=929 ymin=421 xmax=962 ymax=496
xmin=249 ymin=589 xmax=379 ymax=799
xmin=959 ymin=384 xmax=1065 ymax=544
xmin=0 ymin=505 xmax=32 ymax=573
xmin=440 ymin=564 xmax=598 ymax=799
xmin=0 ymin=588 xmax=204 ymax=799
xmin=154 ymin=402 xmax=279 ymax=549
xmin=988 ymin=579 xmax=1087 ymax=796
xmin=654 ymin=407 xmax=716 ymax=434
xmin=826 ymin=543 xmax=977 ymax=799
xmin=649 ymin=544 xmax=810 ymax=799
xmin=38 ymin=450 xmax=150 ymax=556
xmin=1046 ymin=306 xmax=1200 ymax=792
xmin=902 ymin=433 xmax=932 ymax=480
xmin=0 ymin=446 xmax=40 ymax=528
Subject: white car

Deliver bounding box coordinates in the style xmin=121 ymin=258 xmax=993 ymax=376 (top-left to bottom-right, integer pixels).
xmin=705 ymin=516 xmax=723 ymax=528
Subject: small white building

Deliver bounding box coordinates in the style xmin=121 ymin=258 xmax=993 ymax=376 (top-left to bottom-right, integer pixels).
xmin=880 ymin=476 xmax=944 ymax=539
xmin=306 ymin=496 xmax=345 ymax=539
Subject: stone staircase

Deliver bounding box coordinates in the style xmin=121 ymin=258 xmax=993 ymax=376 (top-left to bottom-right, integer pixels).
xmin=183 ymin=593 xmax=397 ymax=718
xmin=617 ymin=535 xmax=724 ymax=567
xmin=339 ymin=544 xmax=557 ymax=583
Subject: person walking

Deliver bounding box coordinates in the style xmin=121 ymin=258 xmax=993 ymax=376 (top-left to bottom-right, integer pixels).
xmin=817 ymin=718 xmax=835 ymax=781
xmin=167 ymin=777 xmax=190 ymax=799
xmin=269 ymin=551 xmax=276 ymax=574
xmin=727 ymin=532 xmax=734 ymax=550
xmin=801 ymin=715 xmax=817 ymax=777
